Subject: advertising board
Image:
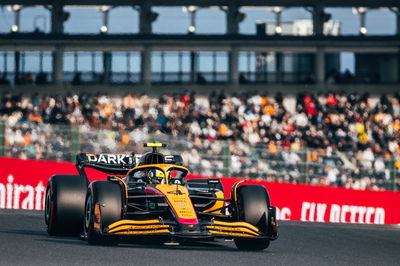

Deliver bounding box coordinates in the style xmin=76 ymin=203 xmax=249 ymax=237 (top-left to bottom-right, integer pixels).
xmin=1 ymin=158 xmax=399 ymax=224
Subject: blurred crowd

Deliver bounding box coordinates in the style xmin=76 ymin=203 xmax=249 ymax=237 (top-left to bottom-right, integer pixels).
xmin=1 ymin=90 xmax=399 ymax=191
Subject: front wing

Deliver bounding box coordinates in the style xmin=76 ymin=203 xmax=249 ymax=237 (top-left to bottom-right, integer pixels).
xmin=103 ymin=219 xmax=277 ymax=240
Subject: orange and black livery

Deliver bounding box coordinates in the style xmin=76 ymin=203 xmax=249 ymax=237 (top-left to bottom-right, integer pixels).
xmin=44 ymin=143 xmax=278 ymax=250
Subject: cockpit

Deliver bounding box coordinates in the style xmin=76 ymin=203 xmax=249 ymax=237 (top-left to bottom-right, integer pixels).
xmin=127 ymin=165 xmax=188 ymax=186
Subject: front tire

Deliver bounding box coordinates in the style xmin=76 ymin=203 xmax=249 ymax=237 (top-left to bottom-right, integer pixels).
xmin=45 ymin=175 xmax=88 ymax=236
xmin=234 ymin=185 xmax=271 ymax=251
xmin=84 ymin=181 xmax=123 ymax=245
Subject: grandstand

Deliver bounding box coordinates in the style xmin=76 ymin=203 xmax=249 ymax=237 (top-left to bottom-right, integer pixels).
xmin=1 ymin=91 xmax=399 ymax=191
xmin=0 ymin=1 xmax=399 ymax=191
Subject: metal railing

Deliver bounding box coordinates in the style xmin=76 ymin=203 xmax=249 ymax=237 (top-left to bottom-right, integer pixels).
xmin=1 ymin=120 xmax=398 ymax=191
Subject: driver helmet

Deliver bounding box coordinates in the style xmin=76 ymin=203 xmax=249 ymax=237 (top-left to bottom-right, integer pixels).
xmin=147 ymin=169 xmax=165 ymax=184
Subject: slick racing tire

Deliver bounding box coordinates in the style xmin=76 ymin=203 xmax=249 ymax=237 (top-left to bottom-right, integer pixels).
xmin=45 ymin=174 xmax=88 ymax=236
xmin=234 ymin=185 xmax=271 ymax=251
xmin=84 ymin=181 xmax=122 ymax=245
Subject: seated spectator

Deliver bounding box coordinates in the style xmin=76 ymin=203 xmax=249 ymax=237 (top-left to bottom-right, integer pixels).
xmin=0 ymin=90 xmax=398 ymax=191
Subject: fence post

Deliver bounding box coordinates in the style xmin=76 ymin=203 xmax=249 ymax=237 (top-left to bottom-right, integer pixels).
xmin=0 ymin=119 xmax=4 ymax=157
xmin=300 ymin=148 xmax=308 ymax=184
xmin=222 ymin=141 xmax=231 ymax=177
xmin=71 ymin=125 xmax=80 ymax=163
xmin=389 ymin=155 xmax=396 ymax=191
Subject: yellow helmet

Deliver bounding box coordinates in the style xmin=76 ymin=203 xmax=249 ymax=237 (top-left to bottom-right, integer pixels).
xmin=148 ymin=169 xmax=165 ymax=184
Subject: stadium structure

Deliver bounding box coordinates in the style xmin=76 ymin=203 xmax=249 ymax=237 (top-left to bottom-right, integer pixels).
xmin=0 ymin=0 xmax=399 ymax=94
xmin=0 ymin=0 xmax=399 ymax=191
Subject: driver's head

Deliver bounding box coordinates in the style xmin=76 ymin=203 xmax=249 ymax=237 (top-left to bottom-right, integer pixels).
xmin=147 ymin=169 xmax=165 ymax=184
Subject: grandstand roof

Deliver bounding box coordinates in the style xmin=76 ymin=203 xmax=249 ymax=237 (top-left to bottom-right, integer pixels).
xmin=2 ymin=0 xmax=400 ymax=8
xmin=1 ymin=34 xmax=399 ymax=53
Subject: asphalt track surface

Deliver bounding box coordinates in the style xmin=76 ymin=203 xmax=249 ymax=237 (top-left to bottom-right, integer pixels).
xmin=0 ymin=209 xmax=399 ymax=266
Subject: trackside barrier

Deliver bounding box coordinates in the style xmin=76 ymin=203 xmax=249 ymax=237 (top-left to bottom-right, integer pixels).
xmin=0 ymin=157 xmax=399 ymax=225
xmin=217 ymin=177 xmax=400 ymax=225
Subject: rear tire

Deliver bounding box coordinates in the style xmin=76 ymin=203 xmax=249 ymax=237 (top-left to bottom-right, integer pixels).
xmin=45 ymin=175 xmax=88 ymax=236
xmin=84 ymin=181 xmax=122 ymax=245
xmin=234 ymin=185 xmax=271 ymax=251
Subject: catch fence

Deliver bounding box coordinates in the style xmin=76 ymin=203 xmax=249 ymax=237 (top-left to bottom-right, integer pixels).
xmin=0 ymin=120 xmax=398 ymax=191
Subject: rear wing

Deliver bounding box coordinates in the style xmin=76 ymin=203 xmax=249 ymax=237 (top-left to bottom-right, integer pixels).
xmin=76 ymin=153 xmax=135 ymax=176
xmin=76 ymin=152 xmax=184 ymax=177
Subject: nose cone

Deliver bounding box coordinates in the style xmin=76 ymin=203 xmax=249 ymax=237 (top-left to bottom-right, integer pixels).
xmin=155 ymin=184 xmax=199 ymax=225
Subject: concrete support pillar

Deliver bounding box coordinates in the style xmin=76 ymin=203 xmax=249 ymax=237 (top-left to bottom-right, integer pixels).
xmin=396 ymin=11 xmax=400 ymax=36
xmin=13 ymin=9 xmax=21 ymax=83
xmin=14 ymin=9 xmax=20 ymax=32
xmin=51 ymin=2 xmax=64 ymax=34
xmin=229 ymin=47 xmax=239 ymax=87
xmin=102 ymin=52 xmax=112 ymax=83
xmin=392 ymin=9 xmax=400 ymax=82
xmin=276 ymin=52 xmax=283 ymax=83
xmin=51 ymin=3 xmax=65 ymax=87
xmin=190 ymin=10 xmax=196 ymax=33
xmin=14 ymin=51 xmax=20 ymax=84
xmin=141 ymin=47 xmax=151 ymax=86
xmin=190 ymin=51 xmax=197 ymax=83
xmin=101 ymin=10 xmax=109 ymax=33
xmin=53 ymin=46 xmax=64 ymax=85
xmin=227 ymin=3 xmax=239 ymax=34
xmin=275 ymin=11 xmax=282 ymax=35
xmin=398 ymin=52 xmax=400 ymax=83
xmin=315 ymin=46 xmax=325 ymax=85
xmin=359 ymin=12 xmax=366 ymax=35
xmin=313 ymin=4 xmax=324 ymax=36
xmin=139 ymin=2 xmax=152 ymax=34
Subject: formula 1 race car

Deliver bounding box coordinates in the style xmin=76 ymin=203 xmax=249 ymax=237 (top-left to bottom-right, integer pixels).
xmin=45 ymin=143 xmax=278 ymax=250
